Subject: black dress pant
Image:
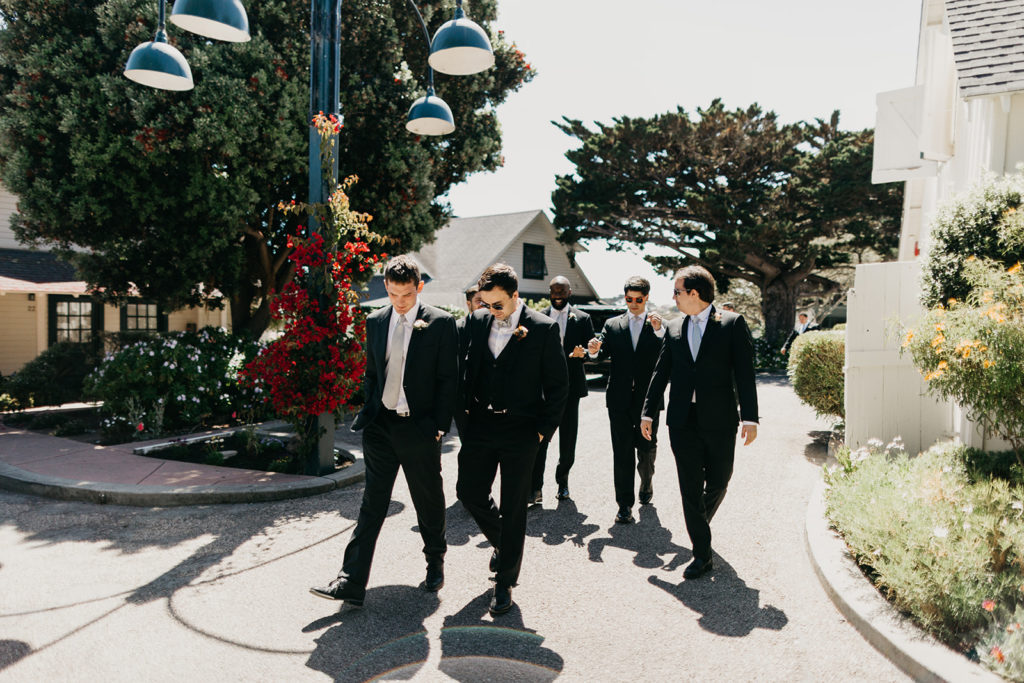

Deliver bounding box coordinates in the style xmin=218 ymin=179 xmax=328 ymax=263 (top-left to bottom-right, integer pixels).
xmin=338 ymin=410 xmax=446 ymax=591
xmin=457 ymin=411 xmax=540 ymax=589
xmin=668 ymin=405 xmax=736 ymax=562
xmin=530 ymin=395 xmax=580 ymax=492
xmin=609 ymin=407 xmax=657 ymax=509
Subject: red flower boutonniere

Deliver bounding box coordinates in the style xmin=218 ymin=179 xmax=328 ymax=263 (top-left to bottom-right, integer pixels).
xmin=512 ymin=325 xmax=529 ymax=340
xmin=413 ymin=320 xmax=429 ymax=331
xmin=713 ymin=313 xmax=723 ymax=323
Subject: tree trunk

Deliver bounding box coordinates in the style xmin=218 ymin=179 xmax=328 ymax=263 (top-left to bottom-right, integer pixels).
xmin=761 ymin=278 xmax=800 ymax=343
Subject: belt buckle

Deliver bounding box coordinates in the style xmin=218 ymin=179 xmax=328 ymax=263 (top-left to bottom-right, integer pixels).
xmin=396 ymin=410 xmax=410 ymax=418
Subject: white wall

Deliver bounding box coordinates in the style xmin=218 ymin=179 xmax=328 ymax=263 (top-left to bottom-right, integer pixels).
xmin=0 ymin=186 xmax=20 ymax=249
xmin=493 ymin=214 xmax=597 ymax=300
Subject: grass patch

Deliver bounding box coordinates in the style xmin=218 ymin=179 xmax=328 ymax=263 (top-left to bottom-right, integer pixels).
xmin=825 ymin=439 xmax=1024 ymax=678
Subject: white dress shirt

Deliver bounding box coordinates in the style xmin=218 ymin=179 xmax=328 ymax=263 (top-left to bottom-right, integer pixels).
xmin=384 ymin=301 xmax=419 ymax=414
xmin=488 ymin=300 xmax=525 ymax=358
xmin=549 ymin=305 xmax=568 ymax=341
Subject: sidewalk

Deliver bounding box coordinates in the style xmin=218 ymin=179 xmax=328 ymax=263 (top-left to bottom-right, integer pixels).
xmin=0 ymin=420 xmax=365 ymax=506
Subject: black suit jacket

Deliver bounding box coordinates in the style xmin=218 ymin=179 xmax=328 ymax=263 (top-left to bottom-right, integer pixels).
xmin=462 ymin=305 xmax=569 ymax=439
xmin=541 ymin=304 xmax=594 ymax=399
xmin=352 ymin=303 xmax=459 ymax=438
xmin=781 ymin=322 xmax=819 ymax=353
xmin=642 ymin=307 xmax=758 ymax=431
xmin=593 ymin=313 xmax=664 ymax=415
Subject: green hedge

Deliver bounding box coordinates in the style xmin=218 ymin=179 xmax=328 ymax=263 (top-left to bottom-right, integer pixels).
xmin=787 ymin=330 xmax=844 ymax=418
xmin=2 ymin=340 xmax=107 ymax=408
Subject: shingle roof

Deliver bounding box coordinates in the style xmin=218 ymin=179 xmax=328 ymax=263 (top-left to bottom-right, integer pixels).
xmin=0 ymin=248 xmax=78 ymax=283
xmin=947 ymin=0 xmax=1024 ymax=98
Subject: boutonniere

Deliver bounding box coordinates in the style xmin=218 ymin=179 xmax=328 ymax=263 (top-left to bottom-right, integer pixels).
xmin=512 ymin=325 xmax=529 ymax=340
xmin=569 ymin=312 xmax=577 ymax=321
xmin=413 ymin=319 xmax=429 ymax=331
xmin=713 ymin=313 xmax=723 ymax=323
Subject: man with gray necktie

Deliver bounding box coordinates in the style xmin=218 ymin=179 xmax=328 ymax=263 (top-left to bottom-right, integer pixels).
xmin=640 ymin=265 xmax=758 ymax=580
xmin=311 ymin=255 xmax=458 ymax=608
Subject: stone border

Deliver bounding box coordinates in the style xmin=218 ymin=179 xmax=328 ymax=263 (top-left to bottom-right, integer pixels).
xmin=0 ymin=457 xmax=364 ymax=507
xmin=804 ymin=478 xmax=1001 ymax=683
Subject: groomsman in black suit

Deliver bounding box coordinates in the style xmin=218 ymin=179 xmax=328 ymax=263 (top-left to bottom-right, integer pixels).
xmin=530 ymin=275 xmax=594 ymax=504
xmin=641 ymin=265 xmax=758 ymax=579
xmin=455 ymin=286 xmax=485 ymax=435
xmin=311 ymin=255 xmax=458 ymax=607
xmin=587 ymin=276 xmax=665 ymax=524
xmin=457 ymin=263 xmax=568 ymax=615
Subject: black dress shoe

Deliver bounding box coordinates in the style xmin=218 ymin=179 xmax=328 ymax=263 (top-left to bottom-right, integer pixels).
xmin=614 ymin=507 xmax=635 ymax=524
xmin=529 ymin=490 xmax=543 ymax=506
xmin=683 ymin=557 xmax=713 ymax=579
xmin=423 ymin=565 xmax=444 ymax=592
xmin=489 ymin=584 xmax=513 ymax=615
xmin=310 ymin=578 xmax=365 ymax=606
xmin=639 ymin=488 xmax=653 ymax=505
xmin=556 ymin=485 xmax=570 ymax=500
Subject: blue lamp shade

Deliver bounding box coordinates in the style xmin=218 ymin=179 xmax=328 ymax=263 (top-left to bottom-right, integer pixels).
xmin=406 ymin=89 xmax=455 ymax=136
xmin=428 ymin=7 xmax=494 ymax=76
xmin=170 ymin=0 xmax=250 ymax=43
xmin=124 ymin=35 xmax=194 ymax=91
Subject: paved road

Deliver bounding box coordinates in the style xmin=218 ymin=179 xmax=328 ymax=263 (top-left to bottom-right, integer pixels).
xmin=0 ymin=375 xmax=908 ymax=681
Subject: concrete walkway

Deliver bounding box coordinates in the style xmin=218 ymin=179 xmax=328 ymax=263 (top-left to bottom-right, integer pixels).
xmin=0 ymin=421 xmax=364 ymax=505
xmin=0 ymin=376 xmax=994 ymax=681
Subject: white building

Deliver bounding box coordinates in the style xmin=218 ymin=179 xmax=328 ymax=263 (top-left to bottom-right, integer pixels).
xmin=848 ymin=0 xmax=1022 ymax=455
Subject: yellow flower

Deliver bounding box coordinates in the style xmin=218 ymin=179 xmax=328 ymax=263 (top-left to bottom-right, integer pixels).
xmin=902 ymin=331 xmax=914 ymax=348
xmin=935 ymin=322 xmax=944 ymax=332
xmin=962 ymin=347 xmax=971 ymax=359
xmin=947 ymin=297 xmax=957 ymax=306
xmin=938 ymin=360 xmax=948 ymax=370
xmin=981 ymin=290 xmax=994 ymax=303
xmin=984 ymin=360 xmax=995 ymax=368
xmin=1009 ymin=262 xmax=1022 ymax=274
xmin=931 ymin=334 xmax=945 ymax=348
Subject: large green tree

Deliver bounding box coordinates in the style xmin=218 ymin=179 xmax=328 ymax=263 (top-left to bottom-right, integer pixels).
xmin=0 ymin=0 xmax=532 ymax=336
xmin=552 ymin=100 xmax=903 ymax=340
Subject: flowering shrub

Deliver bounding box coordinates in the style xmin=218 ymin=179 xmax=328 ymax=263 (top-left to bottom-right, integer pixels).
xmin=787 ymin=330 xmax=845 ymax=419
xmin=902 ymin=258 xmax=1024 ymax=463
xmin=84 ymin=327 xmax=266 ymax=440
xmin=979 ymin=602 xmax=1024 ymax=680
xmin=825 ymin=439 xmax=1024 ymax=663
xmin=752 ymin=335 xmax=786 ymax=372
xmin=240 ymin=112 xmax=383 ymax=468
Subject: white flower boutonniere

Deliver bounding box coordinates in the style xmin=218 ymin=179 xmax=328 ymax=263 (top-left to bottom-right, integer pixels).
xmin=413 ymin=320 xmax=429 ymax=331
xmin=569 ymin=312 xmax=577 ymax=321
xmin=512 ymin=325 xmax=529 ymax=340
xmin=713 ymin=313 xmax=723 ymax=323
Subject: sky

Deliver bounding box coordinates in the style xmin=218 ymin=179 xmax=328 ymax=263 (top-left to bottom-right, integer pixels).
xmin=445 ymin=0 xmax=923 ymax=305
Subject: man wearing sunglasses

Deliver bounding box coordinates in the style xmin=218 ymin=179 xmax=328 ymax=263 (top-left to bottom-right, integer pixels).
xmin=530 ymin=275 xmax=595 ymax=505
xmin=587 ymin=276 xmax=665 ymax=524
xmin=457 ymin=263 xmax=568 ymax=615
xmin=640 ymin=265 xmax=758 ymax=580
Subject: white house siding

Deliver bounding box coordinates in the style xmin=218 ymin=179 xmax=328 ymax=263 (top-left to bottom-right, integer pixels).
xmin=492 ymin=214 xmax=595 ymax=301
xmin=0 ymin=187 xmax=18 ymax=250
xmin=0 ymin=293 xmax=38 ymax=375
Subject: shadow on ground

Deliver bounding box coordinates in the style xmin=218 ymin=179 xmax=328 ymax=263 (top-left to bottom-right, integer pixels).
xmin=588 ymin=504 xmax=690 ymax=571
xmin=648 ymin=555 xmax=788 ymax=637
xmin=439 ymin=591 xmax=564 ymax=682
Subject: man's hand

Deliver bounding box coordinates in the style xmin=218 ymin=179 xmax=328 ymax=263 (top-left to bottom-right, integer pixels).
xmin=649 ymin=313 xmax=663 ymax=331
xmin=569 ymin=345 xmax=586 ymax=359
xmin=741 ymin=424 xmax=758 ymax=446
xmin=588 ymin=337 xmax=602 ymax=355
xmin=640 ymin=420 xmax=653 ymax=441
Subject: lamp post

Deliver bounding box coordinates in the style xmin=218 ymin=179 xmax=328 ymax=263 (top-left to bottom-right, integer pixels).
xmin=125 ymin=0 xmax=494 ymax=473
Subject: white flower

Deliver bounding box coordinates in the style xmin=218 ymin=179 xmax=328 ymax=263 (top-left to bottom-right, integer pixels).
xmin=933 ymin=526 xmax=949 ymax=538
xmin=1012 ymin=501 xmax=1023 ymax=511
xmin=867 ymin=437 xmax=884 ymax=449
xmin=962 ymin=504 xmax=974 ymax=514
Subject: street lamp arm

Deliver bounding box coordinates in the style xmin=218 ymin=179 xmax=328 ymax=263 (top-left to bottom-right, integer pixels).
xmin=405 ymin=0 xmax=435 ymax=88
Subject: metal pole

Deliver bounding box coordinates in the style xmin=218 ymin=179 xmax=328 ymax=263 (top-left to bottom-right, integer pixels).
xmin=307 ymin=0 xmax=342 ymax=475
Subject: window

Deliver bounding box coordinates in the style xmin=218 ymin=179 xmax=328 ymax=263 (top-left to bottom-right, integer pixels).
xmin=522 ymin=243 xmax=546 ymax=280
xmin=120 ymin=300 xmax=167 ymax=333
xmin=48 ymin=295 xmax=103 ymax=345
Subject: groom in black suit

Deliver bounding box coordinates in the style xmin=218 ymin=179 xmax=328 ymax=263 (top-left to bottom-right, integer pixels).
xmin=587 ymin=276 xmax=665 ymax=524
xmin=530 ymin=275 xmax=594 ymax=504
xmin=641 ymin=265 xmax=758 ymax=579
xmin=311 ymin=255 xmax=458 ymax=607
xmin=457 ymin=263 xmax=568 ymax=615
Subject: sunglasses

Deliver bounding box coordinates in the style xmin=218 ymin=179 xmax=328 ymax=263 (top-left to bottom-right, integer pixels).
xmin=672 ymin=288 xmax=692 ymax=297
xmin=480 ymin=301 xmax=507 ymax=312
xmin=624 ymin=296 xmax=646 ymax=303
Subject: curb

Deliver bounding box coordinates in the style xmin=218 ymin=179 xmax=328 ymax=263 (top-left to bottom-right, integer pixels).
xmin=804 ymin=478 xmax=1001 ymax=683
xmin=0 ymin=458 xmax=365 ymax=507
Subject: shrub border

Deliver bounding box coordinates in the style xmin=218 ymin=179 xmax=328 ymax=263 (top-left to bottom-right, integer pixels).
xmin=805 ymin=479 xmax=1002 ymax=683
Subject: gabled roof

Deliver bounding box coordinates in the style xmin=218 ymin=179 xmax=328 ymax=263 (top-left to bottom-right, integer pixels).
xmin=415 ymin=209 xmax=546 ymax=296
xmin=0 ymin=248 xmax=78 ymax=283
xmin=947 ymin=0 xmax=1024 ymax=98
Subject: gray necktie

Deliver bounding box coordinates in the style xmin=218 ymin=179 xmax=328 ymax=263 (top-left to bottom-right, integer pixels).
xmin=557 ymin=309 xmax=567 ymax=341
xmin=382 ymin=315 xmax=406 ymax=409
xmin=630 ymin=315 xmax=642 ymax=350
xmin=689 ymin=315 xmax=702 ymax=361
